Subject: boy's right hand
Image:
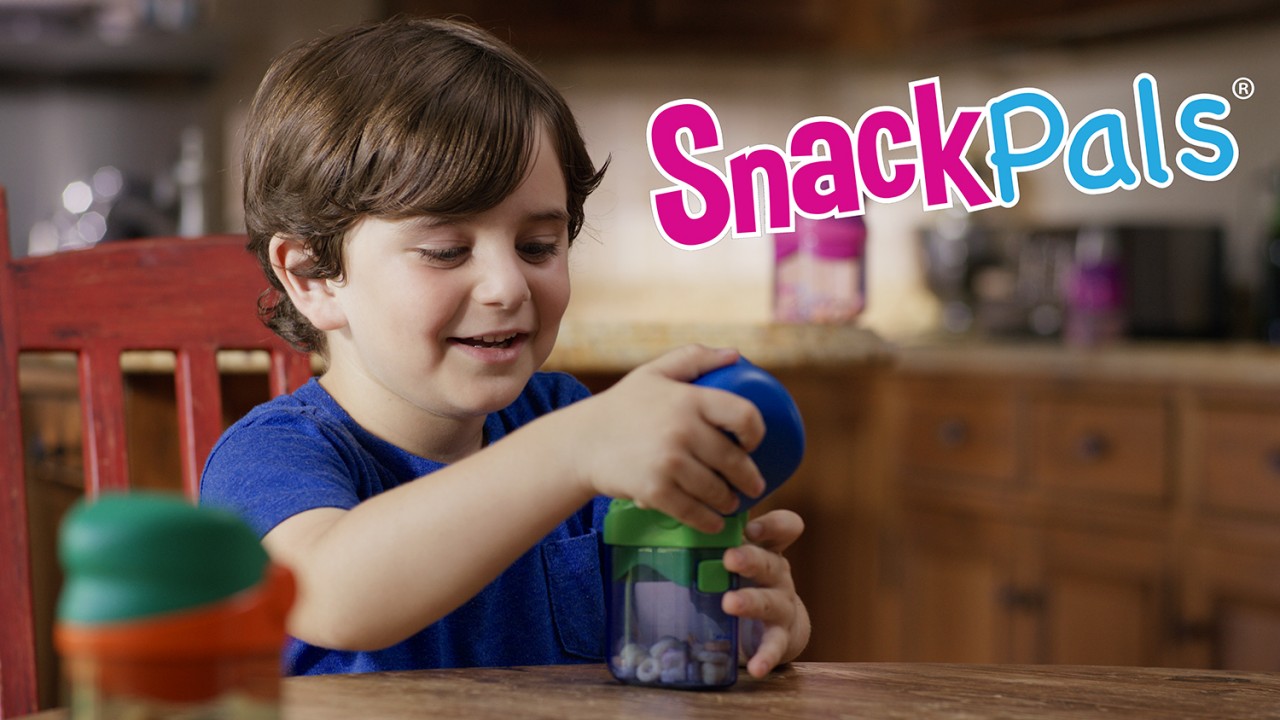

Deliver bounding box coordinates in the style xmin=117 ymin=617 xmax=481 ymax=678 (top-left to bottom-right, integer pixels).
xmin=564 ymin=344 xmax=767 ymax=533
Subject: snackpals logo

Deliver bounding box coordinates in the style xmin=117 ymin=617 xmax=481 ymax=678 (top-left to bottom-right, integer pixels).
xmin=647 ymin=73 xmax=1240 ymax=250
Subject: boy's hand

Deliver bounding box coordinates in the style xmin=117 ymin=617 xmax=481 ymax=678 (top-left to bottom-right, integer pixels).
xmin=571 ymin=344 xmax=767 ymax=533
xmin=721 ymin=509 xmax=811 ymax=678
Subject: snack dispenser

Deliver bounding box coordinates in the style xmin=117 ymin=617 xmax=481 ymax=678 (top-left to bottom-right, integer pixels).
xmin=55 ymin=493 xmax=294 ymax=719
xmin=604 ymin=357 xmax=805 ymax=689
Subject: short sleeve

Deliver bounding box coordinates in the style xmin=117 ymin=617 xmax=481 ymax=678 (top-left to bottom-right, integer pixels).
xmin=199 ymin=411 xmax=364 ymax=538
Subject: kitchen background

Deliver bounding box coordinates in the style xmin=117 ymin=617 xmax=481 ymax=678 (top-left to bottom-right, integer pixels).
xmin=11 ymin=0 xmax=1280 ymax=708
xmin=6 ymin=0 xmax=1280 ymax=343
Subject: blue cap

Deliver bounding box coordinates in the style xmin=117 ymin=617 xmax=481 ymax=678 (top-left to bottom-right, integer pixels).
xmin=693 ymin=357 xmax=805 ymax=513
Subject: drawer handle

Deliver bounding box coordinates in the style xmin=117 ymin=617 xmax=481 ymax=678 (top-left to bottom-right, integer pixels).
xmin=1267 ymin=449 xmax=1280 ymax=475
xmin=1076 ymin=432 xmax=1109 ymax=461
xmin=936 ymin=418 xmax=968 ymax=448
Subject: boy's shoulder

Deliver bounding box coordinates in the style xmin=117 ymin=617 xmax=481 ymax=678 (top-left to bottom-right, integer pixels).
xmin=223 ymin=371 xmax=590 ymax=434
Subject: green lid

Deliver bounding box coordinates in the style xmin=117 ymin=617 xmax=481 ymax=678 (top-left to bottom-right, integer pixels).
xmin=57 ymin=492 xmax=269 ymax=624
xmin=603 ymin=498 xmax=746 ymax=549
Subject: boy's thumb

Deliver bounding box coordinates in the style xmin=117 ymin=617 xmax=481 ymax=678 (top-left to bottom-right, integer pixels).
xmin=644 ymin=343 xmax=740 ymax=382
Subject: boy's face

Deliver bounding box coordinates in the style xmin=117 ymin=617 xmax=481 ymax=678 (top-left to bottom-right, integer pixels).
xmin=319 ymin=126 xmax=572 ymax=444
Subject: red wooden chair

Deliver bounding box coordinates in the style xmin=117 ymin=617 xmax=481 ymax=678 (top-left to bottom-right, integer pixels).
xmin=0 ymin=186 xmax=312 ymax=717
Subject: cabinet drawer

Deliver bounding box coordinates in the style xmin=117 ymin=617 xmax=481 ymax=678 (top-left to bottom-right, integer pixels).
xmin=901 ymin=381 xmax=1017 ymax=482
xmin=1031 ymin=394 xmax=1168 ymax=502
xmin=1199 ymin=404 xmax=1280 ymax=519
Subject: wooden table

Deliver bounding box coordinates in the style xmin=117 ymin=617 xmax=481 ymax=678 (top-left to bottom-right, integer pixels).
xmin=19 ymin=662 xmax=1280 ymax=719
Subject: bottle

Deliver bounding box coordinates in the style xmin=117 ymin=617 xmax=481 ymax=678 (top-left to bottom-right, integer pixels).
xmin=1064 ymin=227 xmax=1126 ymax=348
xmin=604 ymin=358 xmax=804 ymax=689
xmin=772 ymin=216 xmax=866 ymax=323
xmin=56 ymin=493 xmax=294 ymax=719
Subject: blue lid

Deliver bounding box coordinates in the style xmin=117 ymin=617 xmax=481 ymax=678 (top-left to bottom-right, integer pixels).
xmin=693 ymin=357 xmax=805 ymax=513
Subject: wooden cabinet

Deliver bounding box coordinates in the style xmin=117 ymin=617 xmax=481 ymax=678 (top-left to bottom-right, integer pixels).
xmin=885 ymin=350 xmax=1280 ymax=671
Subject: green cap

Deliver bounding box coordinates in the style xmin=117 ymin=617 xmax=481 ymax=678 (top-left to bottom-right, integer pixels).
xmin=602 ymin=498 xmax=746 ymax=549
xmin=57 ymin=492 xmax=269 ymax=624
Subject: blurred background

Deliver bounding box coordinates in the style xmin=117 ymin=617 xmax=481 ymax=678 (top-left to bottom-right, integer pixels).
xmin=5 ymin=0 xmax=1280 ymax=344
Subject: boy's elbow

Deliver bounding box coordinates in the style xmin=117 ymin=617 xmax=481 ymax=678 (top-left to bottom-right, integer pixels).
xmin=287 ymin=601 xmax=407 ymax=652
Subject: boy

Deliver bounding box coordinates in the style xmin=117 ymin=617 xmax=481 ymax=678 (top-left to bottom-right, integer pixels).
xmin=201 ymin=15 xmax=810 ymax=679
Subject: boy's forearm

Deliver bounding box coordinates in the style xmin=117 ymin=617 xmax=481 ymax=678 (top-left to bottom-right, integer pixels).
xmin=264 ymin=409 xmax=593 ymax=651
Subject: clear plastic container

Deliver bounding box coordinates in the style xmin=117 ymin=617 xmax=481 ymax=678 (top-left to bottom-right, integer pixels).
xmin=603 ymin=358 xmax=805 ymax=690
xmin=605 ymin=543 xmax=738 ymax=689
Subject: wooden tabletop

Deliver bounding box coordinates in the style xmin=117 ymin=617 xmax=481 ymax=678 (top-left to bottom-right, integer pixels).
xmin=20 ymin=662 xmax=1280 ymax=719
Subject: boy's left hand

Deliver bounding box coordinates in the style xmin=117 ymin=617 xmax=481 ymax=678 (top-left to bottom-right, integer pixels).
xmin=720 ymin=508 xmax=811 ymax=678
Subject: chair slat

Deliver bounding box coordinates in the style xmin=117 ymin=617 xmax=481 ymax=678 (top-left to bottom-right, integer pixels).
xmin=78 ymin=350 xmax=130 ymax=497
xmin=176 ymin=347 xmax=224 ymax=500
xmin=270 ymin=348 xmax=313 ymax=396
xmin=2 ymin=180 xmax=313 ymax=715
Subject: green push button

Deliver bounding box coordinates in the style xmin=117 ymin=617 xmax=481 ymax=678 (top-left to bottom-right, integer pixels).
xmin=696 ymin=559 xmax=731 ymax=594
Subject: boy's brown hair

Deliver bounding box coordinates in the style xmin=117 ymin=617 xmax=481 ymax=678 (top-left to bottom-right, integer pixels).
xmin=242 ymin=15 xmax=607 ymax=353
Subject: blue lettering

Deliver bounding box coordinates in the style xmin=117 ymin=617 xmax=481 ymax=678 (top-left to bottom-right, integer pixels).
xmin=1065 ymin=110 xmax=1140 ymax=194
xmin=1175 ymin=94 xmax=1238 ymax=181
xmin=986 ymin=89 xmax=1067 ymax=207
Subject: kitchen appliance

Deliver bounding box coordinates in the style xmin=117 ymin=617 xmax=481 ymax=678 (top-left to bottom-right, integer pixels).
xmin=1116 ymin=224 xmax=1227 ymax=339
xmin=604 ymin=358 xmax=804 ymax=689
xmin=922 ymin=222 xmax=1227 ymax=340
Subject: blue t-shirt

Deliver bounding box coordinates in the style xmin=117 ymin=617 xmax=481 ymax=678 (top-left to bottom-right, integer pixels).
xmin=199 ymin=372 xmax=609 ymax=675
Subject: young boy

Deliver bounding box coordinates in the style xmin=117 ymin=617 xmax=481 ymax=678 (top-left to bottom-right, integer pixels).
xmin=201 ymin=15 xmax=810 ymax=679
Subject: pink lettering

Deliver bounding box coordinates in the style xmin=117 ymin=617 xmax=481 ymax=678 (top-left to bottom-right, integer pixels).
xmin=911 ymin=78 xmax=996 ymax=211
xmin=647 ymin=99 xmax=733 ymax=249
xmin=788 ymin=117 xmax=862 ymax=217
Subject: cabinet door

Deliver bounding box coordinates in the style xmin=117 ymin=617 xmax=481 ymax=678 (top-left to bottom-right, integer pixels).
xmin=900 ymin=378 xmax=1018 ymax=485
xmin=900 ymin=504 xmax=1031 ymax=662
xmin=1031 ymin=391 xmax=1169 ymax=504
xmin=1186 ymin=544 xmax=1280 ymax=671
xmin=1040 ymin=527 xmax=1170 ymax=666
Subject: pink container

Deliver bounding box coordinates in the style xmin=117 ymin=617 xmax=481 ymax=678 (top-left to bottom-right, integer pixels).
xmin=772 ymin=216 xmax=866 ymax=323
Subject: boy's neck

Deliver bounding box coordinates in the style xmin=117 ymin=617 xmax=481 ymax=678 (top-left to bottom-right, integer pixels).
xmin=317 ymin=373 xmax=487 ymax=464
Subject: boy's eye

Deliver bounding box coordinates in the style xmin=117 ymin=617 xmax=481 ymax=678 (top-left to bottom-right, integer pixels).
xmin=416 ymin=246 xmax=469 ymax=265
xmin=519 ymin=241 xmax=561 ymax=262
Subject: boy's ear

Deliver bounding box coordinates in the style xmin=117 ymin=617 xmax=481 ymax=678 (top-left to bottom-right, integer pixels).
xmin=267 ymin=235 xmax=347 ymax=332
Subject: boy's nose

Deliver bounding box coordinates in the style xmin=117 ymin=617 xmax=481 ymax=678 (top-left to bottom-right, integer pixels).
xmin=472 ymin=250 xmax=532 ymax=309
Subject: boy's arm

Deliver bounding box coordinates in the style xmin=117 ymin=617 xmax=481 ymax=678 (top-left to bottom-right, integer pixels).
xmin=262 ymin=344 xmax=767 ymax=651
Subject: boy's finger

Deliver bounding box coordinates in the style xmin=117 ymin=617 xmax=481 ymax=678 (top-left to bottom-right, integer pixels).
xmin=723 ymin=544 xmax=791 ymax=588
xmin=675 ymin=456 xmax=742 ymax=516
xmin=744 ymin=509 xmax=805 ymax=554
xmin=697 ymin=387 xmax=766 ymax=453
xmin=636 ymin=489 xmax=726 ymax=535
xmin=689 ymin=422 xmax=765 ymax=500
xmin=643 ymin=344 xmax=740 ymax=383
xmin=745 ymin=626 xmax=790 ymax=678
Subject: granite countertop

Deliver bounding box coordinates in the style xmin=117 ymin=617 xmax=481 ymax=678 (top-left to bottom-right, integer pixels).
xmin=544 ymin=321 xmax=891 ymax=373
xmin=894 ymin=335 xmax=1280 ymax=387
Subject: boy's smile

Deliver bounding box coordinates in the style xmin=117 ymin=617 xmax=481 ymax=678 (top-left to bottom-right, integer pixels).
xmin=313 ymin=126 xmax=572 ymax=461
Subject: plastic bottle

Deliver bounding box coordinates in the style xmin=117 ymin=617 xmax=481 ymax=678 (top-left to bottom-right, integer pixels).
xmin=1064 ymin=227 xmax=1126 ymax=347
xmin=56 ymin=493 xmax=294 ymax=720
xmin=604 ymin=358 xmax=804 ymax=690
xmin=772 ymin=216 xmax=866 ymax=323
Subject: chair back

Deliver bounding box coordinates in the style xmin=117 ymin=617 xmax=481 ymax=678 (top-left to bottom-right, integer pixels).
xmin=0 ymin=186 xmax=312 ymax=717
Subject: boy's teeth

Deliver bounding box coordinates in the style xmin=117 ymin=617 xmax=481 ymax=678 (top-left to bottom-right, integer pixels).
xmin=463 ymin=332 xmax=518 ymax=348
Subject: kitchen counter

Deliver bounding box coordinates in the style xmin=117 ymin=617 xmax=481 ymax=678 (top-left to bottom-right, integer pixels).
xmin=18 ymin=322 xmax=889 ymax=379
xmin=894 ymin=337 xmax=1280 ymax=387
xmin=546 ymin=321 xmax=891 ymax=373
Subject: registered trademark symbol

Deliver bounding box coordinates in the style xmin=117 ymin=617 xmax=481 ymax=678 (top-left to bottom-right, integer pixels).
xmin=1233 ymin=77 xmax=1255 ymax=100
